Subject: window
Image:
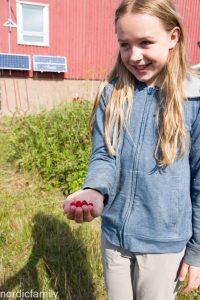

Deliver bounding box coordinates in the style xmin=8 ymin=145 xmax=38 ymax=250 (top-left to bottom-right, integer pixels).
xmin=16 ymin=1 xmax=49 ymax=46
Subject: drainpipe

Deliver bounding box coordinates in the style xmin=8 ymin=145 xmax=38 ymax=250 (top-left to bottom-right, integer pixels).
xmin=3 ymin=0 xmax=17 ymax=53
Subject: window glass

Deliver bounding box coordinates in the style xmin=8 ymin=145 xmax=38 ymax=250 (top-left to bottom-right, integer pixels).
xmin=23 ymin=35 xmax=44 ymax=43
xmin=23 ymin=5 xmax=44 ymax=32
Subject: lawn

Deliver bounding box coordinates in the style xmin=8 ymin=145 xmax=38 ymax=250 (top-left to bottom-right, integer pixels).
xmin=0 ymin=116 xmax=199 ymax=300
xmin=0 ymin=118 xmax=105 ymax=300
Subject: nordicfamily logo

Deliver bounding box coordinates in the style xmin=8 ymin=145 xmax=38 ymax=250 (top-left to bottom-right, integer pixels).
xmin=0 ymin=289 xmax=58 ymax=299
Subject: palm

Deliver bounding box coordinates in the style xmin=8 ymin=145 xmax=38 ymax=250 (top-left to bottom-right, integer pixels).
xmin=63 ymin=188 xmax=105 ymax=222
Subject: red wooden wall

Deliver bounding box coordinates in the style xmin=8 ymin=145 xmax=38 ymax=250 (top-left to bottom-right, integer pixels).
xmin=0 ymin=0 xmax=199 ymax=80
xmin=175 ymin=0 xmax=200 ymax=65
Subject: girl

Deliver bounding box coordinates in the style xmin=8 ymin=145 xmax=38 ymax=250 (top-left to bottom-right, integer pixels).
xmin=63 ymin=0 xmax=200 ymax=299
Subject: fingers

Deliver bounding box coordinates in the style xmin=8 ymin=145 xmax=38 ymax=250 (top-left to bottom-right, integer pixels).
xmin=74 ymin=205 xmax=94 ymax=223
xmin=63 ymin=198 xmax=94 ymax=223
xmin=74 ymin=207 xmax=84 ymax=223
xmin=67 ymin=205 xmax=76 ymax=220
xmin=178 ymin=262 xmax=189 ymax=282
xmin=63 ymin=198 xmax=71 ymax=214
xmin=181 ymin=265 xmax=200 ymax=292
xmin=82 ymin=204 xmax=94 ymax=222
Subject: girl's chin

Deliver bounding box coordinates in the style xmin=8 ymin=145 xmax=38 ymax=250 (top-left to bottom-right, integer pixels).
xmin=129 ymin=67 xmax=152 ymax=79
xmin=131 ymin=67 xmax=163 ymax=86
xmin=134 ymin=73 xmax=154 ymax=83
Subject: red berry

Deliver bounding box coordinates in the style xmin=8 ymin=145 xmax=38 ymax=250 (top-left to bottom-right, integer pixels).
xmin=88 ymin=202 xmax=93 ymax=206
xmin=70 ymin=202 xmax=76 ymax=206
xmin=82 ymin=200 xmax=88 ymax=206
xmin=75 ymin=201 xmax=82 ymax=207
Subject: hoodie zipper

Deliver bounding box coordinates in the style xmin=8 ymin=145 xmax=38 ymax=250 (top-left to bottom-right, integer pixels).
xmin=119 ymin=87 xmax=155 ymax=248
xmin=147 ymin=87 xmax=154 ymax=95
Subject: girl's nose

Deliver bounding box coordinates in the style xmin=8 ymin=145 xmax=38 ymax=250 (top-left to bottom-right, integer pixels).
xmin=129 ymin=47 xmax=143 ymax=62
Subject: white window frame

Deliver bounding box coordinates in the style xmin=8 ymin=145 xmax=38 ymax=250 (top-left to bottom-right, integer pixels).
xmin=16 ymin=1 xmax=49 ymax=47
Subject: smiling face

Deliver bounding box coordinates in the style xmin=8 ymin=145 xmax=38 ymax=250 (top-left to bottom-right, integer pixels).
xmin=116 ymin=13 xmax=179 ymax=87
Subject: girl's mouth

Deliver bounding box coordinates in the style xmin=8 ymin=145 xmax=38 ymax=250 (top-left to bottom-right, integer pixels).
xmin=134 ymin=63 xmax=152 ymax=71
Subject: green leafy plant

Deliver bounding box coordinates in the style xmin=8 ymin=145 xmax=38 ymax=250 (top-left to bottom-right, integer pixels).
xmin=8 ymin=100 xmax=92 ymax=195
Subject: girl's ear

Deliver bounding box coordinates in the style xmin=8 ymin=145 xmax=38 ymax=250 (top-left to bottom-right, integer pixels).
xmin=169 ymin=27 xmax=180 ymax=49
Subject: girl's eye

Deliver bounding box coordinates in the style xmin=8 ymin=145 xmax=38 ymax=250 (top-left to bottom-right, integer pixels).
xmin=141 ymin=41 xmax=152 ymax=46
xmin=120 ymin=43 xmax=129 ymax=49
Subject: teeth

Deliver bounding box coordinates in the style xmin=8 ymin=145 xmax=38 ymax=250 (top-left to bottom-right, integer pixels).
xmin=135 ymin=65 xmax=148 ymax=69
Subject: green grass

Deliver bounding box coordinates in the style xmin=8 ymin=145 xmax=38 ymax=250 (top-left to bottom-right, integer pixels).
xmin=0 ymin=118 xmax=105 ymax=300
xmin=0 ymin=117 xmax=199 ymax=300
xmin=8 ymin=100 xmax=92 ymax=194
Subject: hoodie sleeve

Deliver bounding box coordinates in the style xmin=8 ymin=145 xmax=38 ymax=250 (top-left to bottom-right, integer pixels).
xmin=81 ymin=84 xmax=117 ymax=200
xmin=183 ymin=98 xmax=200 ymax=267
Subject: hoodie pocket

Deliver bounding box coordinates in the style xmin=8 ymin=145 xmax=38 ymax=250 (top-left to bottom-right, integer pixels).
xmin=131 ymin=173 xmax=180 ymax=239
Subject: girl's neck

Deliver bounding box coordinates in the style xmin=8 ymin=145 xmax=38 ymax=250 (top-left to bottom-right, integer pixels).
xmin=135 ymin=79 xmax=161 ymax=89
xmin=135 ymin=72 xmax=164 ymax=88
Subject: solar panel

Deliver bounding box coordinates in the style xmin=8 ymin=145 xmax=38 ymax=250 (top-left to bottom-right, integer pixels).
xmin=33 ymin=55 xmax=67 ymax=72
xmin=0 ymin=53 xmax=30 ymax=70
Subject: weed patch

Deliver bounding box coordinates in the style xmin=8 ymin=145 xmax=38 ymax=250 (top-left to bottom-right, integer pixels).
xmin=8 ymin=101 xmax=92 ymax=195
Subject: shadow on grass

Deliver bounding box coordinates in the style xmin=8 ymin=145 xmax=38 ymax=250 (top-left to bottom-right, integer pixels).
xmin=0 ymin=212 xmax=96 ymax=300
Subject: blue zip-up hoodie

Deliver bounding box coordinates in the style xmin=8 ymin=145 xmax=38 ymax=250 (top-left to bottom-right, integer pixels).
xmin=82 ymin=74 xmax=200 ymax=267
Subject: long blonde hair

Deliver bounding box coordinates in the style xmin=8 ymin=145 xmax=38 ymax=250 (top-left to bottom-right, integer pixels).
xmin=90 ymin=0 xmax=189 ymax=166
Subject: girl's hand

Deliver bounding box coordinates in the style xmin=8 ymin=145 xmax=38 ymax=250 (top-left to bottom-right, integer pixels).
xmin=63 ymin=189 xmax=105 ymax=223
xmin=178 ymin=262 xmax=200 ymax=292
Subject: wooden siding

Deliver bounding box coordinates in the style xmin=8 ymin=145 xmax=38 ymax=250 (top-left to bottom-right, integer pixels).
xmin=175 ymin=0 xmax=200 ymax=65
xmin=0 ymin=0 xmax=199 ymax=80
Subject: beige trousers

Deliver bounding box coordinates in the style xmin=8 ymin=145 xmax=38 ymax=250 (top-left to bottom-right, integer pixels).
xmin=101 ymin=232 xmax=186 ymax=300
